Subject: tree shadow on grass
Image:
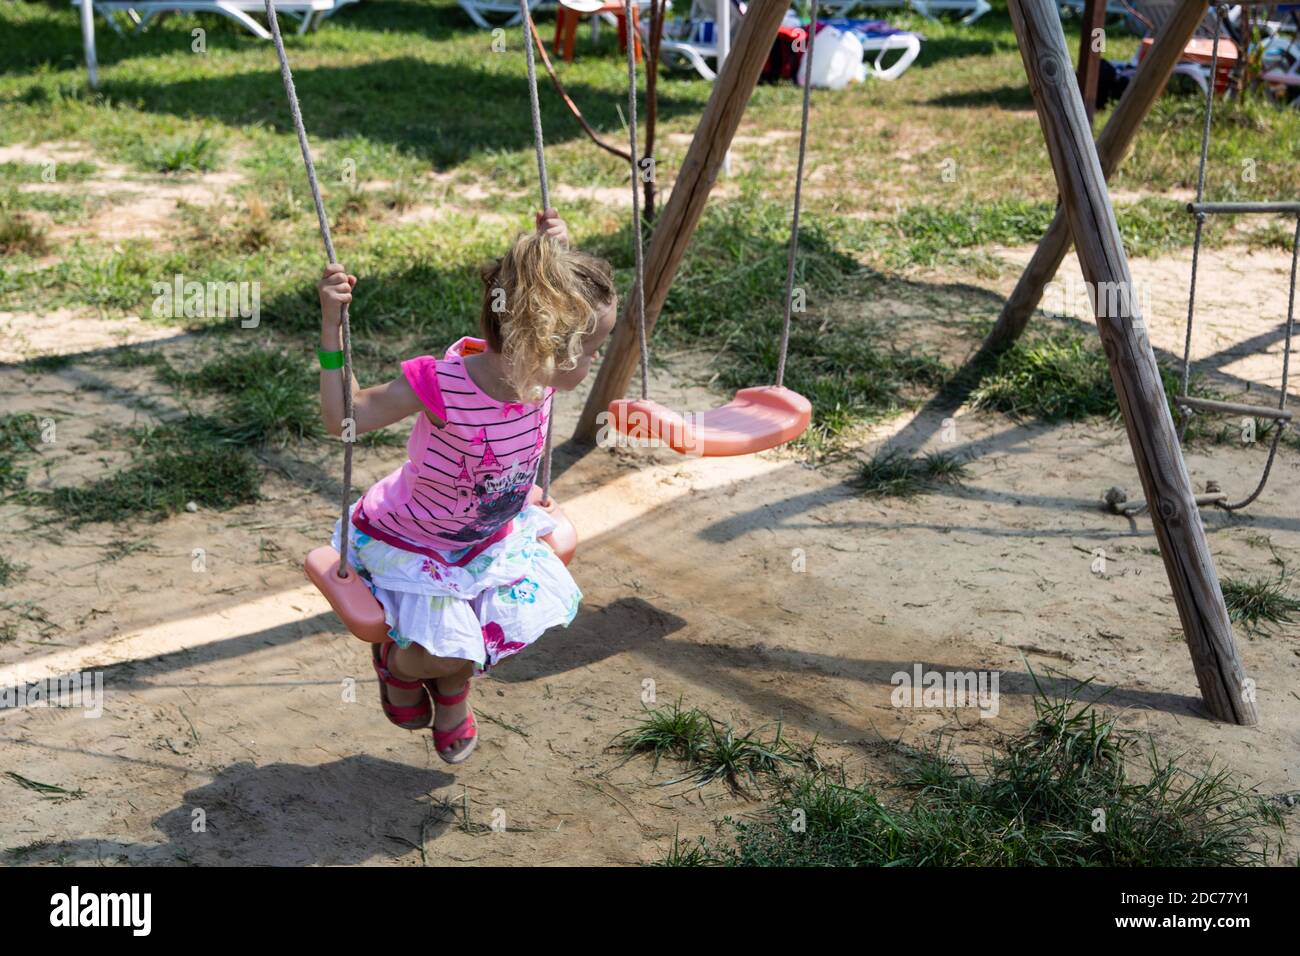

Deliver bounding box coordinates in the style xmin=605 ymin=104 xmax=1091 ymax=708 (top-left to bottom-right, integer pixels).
xmin=102 ymin=55 xmax=700 ymax=170
xmin=925 ymin=83 xmax=1035 ymax=110
xmin=5 ymin=0 xmax=489 ymax=76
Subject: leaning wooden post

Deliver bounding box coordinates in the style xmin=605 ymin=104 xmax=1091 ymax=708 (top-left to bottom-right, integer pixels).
xmin=573 ymin=0 xmax=789 ymax=443
xmin=1008 ymin=0 xmax=1256 ymax=725
xmin=980 ymin=0 xmax=1209 ymax=356
xmin=1075 ymin=0 xmax=1107 ymax=122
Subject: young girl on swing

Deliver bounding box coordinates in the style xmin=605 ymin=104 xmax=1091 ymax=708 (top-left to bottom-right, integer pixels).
xmin=317 ymin=210 xmax=616 ymax=764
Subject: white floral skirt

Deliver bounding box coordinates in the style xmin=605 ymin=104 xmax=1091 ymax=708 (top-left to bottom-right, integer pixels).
xmin=331 ymin=502 xmax=582 ymax=672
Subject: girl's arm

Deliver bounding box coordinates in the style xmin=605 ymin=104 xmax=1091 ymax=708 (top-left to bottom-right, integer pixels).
xmin=318 ymin=264 xmax=433 ymax=437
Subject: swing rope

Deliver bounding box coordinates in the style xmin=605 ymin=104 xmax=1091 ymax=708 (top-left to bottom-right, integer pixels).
xmin=776 ymin=0 xmax=819 ymax=390
xmin=621 ymin=0 xmax=820 ymax=397
xmin=520 ymin=0 xmax=558 ymax=503
xmin=525 ymin=14 xmax=632 ymax=164
xmin=623 ymin=0 xmax=650 ymax=401
xmin=1178 ymin=5 xmax=1298 ymax=512
xmin=264 ymin=0 xmax=357 ymax=573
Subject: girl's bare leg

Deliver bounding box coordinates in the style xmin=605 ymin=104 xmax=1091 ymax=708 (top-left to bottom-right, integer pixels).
xmin=387 ymin=644 xmax=475 ymax=756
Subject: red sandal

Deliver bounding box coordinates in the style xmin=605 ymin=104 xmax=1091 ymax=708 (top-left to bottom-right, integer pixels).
xmin=426 ymin=680 xmax=478 ymax=765
xmin=372 ymin=642 xmax=432 ymax=730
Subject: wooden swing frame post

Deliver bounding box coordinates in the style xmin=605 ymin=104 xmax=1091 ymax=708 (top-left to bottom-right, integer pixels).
xmin=1009 ymin=0 xmax=1256 ymax=725
xmin=573 ymin=0 xmax=789 ymax=443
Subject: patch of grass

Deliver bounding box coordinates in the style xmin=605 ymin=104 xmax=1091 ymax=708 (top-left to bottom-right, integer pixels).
xmin=889 ymin=200 xmax=1057 ymax=268
xmin=378 ymin=179 xmax=421 ymax=214
xmin=65 ymin=240 xmax=188 ymax=312
xmin=971 ymin=333 xmax=1119 ymax=421
xmin=920 ymin=450 xmax=969 ymax=483
xmin=357 ymin=427 xmax=407 ymax=448
xmin=853 ymin=449 xmax=969 ymax=498
xmin=1 ymin=413 xmax=41 ymax=453
xmin=970 ymin=331 xmax=1189 ymax=423
xmin=104 ymin=347 xmax=172 ymax=371
xmin=669 ymin=687 xmax=1283 ymax=866
xmin=232 ymin=194 xmax=277 ymax=252
xmin=0 ymin=413 xmax=41 ymax=492
xmin=27 ymin=353 xmax=73 ymax=372
xmin=613 ymin=702 xmax=816 ymax=797
xmin=4 ymin=771 xmax=85 ymax=802
xmin=657 ymin=831 xmax=714 ymax=867
xmin=611 ymin=699 xmax=710 ymax=771
xmin=0 ymin=205 xmax=48 ymax=256
xmin=0 ymin=160 xmax=96 ymax=184
xmin=40 ymin=440 xmax=260 ymax=525
xmin=219 ymin=376 xmax=321 ymax=445
xmin=133 ymin=133 xmax=221 ymax=174
xmin=882 ymin=198 xmax=1197 ymax=269
xmin=1221 ymin=575 xmax=1300 ymax=635
xmin=181 ymin=347 xmax=322 ymax=446
xmin=854 ymin=449 xmax=925 ymax=498
xmin=184 ymin=346 xmax=299 ymax=393
xmin=0 ymin=556 xmax=27 ymax=587
xmin=102 ymin=536 xmax=157 ymax=563
xmin=1 ymin=187 xmax=89 ymax=225
xmin=1246 ymin=220 xmax=1300 ymax=253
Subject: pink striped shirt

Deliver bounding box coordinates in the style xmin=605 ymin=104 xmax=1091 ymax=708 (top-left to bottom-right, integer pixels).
xmin=354 ymin=337 xmax=552 ymax=555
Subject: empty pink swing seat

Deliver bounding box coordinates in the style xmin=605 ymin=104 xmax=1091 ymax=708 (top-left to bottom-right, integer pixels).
xmin=305 ymin=484 xmax=578 ymax=644
xmin=608 ymin=385 xmax=812 ymax=457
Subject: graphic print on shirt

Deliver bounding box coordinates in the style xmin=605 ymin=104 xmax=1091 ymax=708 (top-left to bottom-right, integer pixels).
xmin=443 ymin=439 xmax=540 ymax=541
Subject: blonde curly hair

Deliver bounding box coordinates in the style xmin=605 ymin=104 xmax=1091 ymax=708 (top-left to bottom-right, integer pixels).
xmin=480 ymin=232 xmax=616 ymax=404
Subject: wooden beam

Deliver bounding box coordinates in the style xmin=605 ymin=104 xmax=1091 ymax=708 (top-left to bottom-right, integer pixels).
xmin=980 ymin=0 xmax=1209 ymax=356
xmin=1075 ymin=0 xmax=1107 ymax=122
xmin=1008 ymin=0 xmax=1256 ymax=725
xmin=573 ymin=0 xmax=789 ymax=443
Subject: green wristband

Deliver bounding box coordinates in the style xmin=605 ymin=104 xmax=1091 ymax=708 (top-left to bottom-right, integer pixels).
xmin=318 ymin=349 xmax=344 ymax=370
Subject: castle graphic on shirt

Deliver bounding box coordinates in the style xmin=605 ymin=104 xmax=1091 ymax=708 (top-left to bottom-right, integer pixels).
xmin=445 ymin=441 xmax=537 ymax=541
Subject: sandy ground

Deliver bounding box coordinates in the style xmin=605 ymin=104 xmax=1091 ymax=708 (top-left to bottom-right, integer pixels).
xmin=1 ymin=152 xmax=1297 ymax=864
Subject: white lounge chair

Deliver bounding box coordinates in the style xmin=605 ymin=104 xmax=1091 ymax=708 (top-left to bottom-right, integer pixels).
xmin=819 ymin=18 xmax=923 ymax=81
xmin=75 ymin=0 xmax=353 ymax=41
xmin=74 ymin=0 xmax=358 ymax=85
xmin=458 ymin=0 xmax=549 ymax=29
xmin=653 ymin=2 xmax=921 ymax=83
xmin=650 ymin=0 xmax=743 ymax=82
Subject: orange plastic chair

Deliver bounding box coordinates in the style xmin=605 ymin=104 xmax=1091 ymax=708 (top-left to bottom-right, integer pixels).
xmin=305 ymin=485 xmax=576 ymax=644
xmin=552 ymin=0 xmax=641 ymax=64
xmin=608 ymin=386 xmax=812 ymax=457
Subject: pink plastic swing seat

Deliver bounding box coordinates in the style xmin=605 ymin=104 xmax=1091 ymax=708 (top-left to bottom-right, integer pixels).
xmin=607 ymin=386 xmax=812 ymax=457
xmin=305 ymin=485 xmax=578 ymax=644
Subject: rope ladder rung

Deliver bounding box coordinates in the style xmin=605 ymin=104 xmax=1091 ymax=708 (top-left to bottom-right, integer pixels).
xmin=1175 ymin=396 xmax=1294 ymax=421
